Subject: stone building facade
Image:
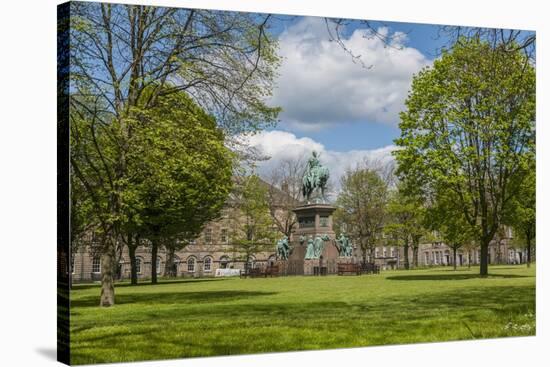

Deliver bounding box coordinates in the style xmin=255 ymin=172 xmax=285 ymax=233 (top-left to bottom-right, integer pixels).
xmin=72 ymin=227 xmax=530 ymax=282
xmin=72 ymin=207 xmax=284 ymax=282
xmin=71 ymin=178 xmax=294 ymax=282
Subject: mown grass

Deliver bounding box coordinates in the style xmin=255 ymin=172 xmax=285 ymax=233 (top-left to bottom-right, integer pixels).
xmin=70 ymin=265 xmax=536 ymax=365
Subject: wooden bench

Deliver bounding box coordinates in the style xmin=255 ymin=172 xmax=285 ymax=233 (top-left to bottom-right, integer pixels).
xmin=337 ymin=263 xmax=361 ymax=276
xmin=264 ymin=265 xmax=279 ymax=277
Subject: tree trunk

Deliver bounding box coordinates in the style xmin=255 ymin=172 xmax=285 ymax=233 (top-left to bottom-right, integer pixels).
xmin=480 ymin=240 xmax=489 ymax=277
xmin=128 ymin=236 xmax=138 ymax=285
xmin=467 ymin=251 xmax=471 ymax=269
xmin=361 ymin=245 xmax=368 ymax=265
xmin=412 ymin=245 xmax=419 ymax=268
xmin=478 ymin=195 xmax=490 ymax=276
xmin=453 ymin=246 xmax=457 ymax=271
xmin=151 ymin=240 xmax=159 ymax=284
xmin=68 ymin=249 xmax=73 ymax=290
xmin=99 ymin=247 xmax=115 ymax=307
xmin=403 ymin=241 xmax=410 ymax=270
xmin=526 ymin=236 xmax=531 ymax=268
xmin=164 ymin=247 xmax=176 ymax=277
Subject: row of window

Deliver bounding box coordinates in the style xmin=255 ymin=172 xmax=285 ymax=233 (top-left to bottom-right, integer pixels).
xmin=423 ymin=250 xmax=481 ymax=264
xmin=73 ymin=255 xmax=232 ymax=274
xmin=374 ymin=247 xmax=396 ymax=258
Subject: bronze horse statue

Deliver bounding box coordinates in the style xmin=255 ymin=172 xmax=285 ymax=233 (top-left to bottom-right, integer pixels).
xmin=302 ymin=151 xmax=330 ymax=203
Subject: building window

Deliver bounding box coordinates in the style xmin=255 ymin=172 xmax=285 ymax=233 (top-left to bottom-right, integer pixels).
xmin=187 ymin=257 xmax=196 ymax=272
xmin=156 ymin=257 xmax=162 ymax=274
xmin=135 ymin=258 xmax=142 ymax=274
xmin=92 ymin=257 xmax=101 ymax=273
xmin=220 ymin=256 xmax=230 ymax=269
xmin=221 ymin=229 xmax=228 ymax=243
xmin=205 ymin=228 xmax=212 ymax=243
xmin=268 ymin=255 xmax=276 ymax=267
xmin=425 ymin=252 xmax=429 ymax=264
xmin=245 ymin=256 xmax=256 ymax=271
xmin=71 ymin=254 xmax=75 ymax=274
xmin=383 ymin=248 xmax=387 ymax=257
xmin=204 ymin=257 xmax=212 ymax=272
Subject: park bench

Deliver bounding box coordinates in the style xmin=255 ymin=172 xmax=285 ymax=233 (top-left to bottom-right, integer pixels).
xmin=264 ymin=265 xmax=280 ymax=277
xmin=337 ymin=263 xmax=361 ymax=276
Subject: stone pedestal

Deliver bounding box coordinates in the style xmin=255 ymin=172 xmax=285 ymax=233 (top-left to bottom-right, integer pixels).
xmin=286 ymin=203 xmax=340 ymax=275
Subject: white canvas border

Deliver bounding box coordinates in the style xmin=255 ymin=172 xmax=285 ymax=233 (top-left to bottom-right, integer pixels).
xmin=0 ymin=0 xmax=546 ymax=366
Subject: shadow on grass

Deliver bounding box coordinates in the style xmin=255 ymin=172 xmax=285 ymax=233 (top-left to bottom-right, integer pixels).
xmin=72 ymin=290 xmax=277 ymax=308
xmin=489 ymin=266 xmax=531 ymax=271
xmin=386 ymin=273 xmax=531 ymax=281
xmin=72 ymin=278 xmax=225 ymax=291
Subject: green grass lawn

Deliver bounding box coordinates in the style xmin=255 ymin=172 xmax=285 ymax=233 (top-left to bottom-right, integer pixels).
xmin=70 ymin=265 xmax=536 ymax=364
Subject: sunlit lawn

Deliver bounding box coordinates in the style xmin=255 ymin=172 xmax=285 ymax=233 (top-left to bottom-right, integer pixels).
xmin=70 ymin=265 xmax=536 ymax=365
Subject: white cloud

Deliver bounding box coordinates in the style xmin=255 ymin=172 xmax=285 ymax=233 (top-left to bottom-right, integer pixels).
xmin=241 ymin=130 xmax=396 ymax=193
xmin=271 ymin=17 xmax=430 ymax=131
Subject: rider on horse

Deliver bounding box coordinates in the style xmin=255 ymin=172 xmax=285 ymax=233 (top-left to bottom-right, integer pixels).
xmin=302 ymin=151 xmax=330 ymax=203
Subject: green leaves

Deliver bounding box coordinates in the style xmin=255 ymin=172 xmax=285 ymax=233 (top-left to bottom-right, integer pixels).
xmin=385 ymin=186 xmax=427 ymax=246
xmin=128 ymin=91 xmax=235 ymax=241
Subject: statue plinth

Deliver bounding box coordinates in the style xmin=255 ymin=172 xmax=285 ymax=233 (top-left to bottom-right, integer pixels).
xmin=293 ymin=203 xmax=336 ymax=238
xmin=287 ymin=203 xmax=339 ymax=275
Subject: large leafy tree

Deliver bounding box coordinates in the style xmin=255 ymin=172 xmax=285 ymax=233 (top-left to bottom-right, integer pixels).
xmin=69 ymin=2 xmax=280 ymax=305
xmin=228 ymin=175 xmax=279 ymax=269
xmin=129 ymin=91 xmax=234 ymax=284
xmin=335 ymin=168 xmax=389 ymax=264
xmin=395 ymin=38 xmax=535 ymax=276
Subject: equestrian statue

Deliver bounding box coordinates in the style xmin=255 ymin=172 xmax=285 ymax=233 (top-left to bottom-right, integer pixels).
xmin=302 ymin=151 xmax=330 ymax=203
